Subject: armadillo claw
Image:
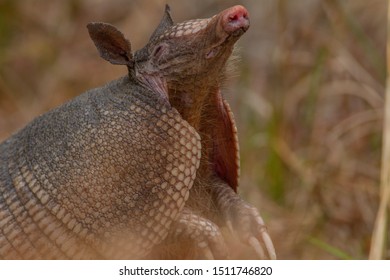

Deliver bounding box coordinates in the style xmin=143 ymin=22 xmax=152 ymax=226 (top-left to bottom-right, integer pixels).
xmin=260 ymin=229 xmax=277 ymax=260
xmin=228 ymin=203 xmax=276 ymax=260
xmin=248 ymin=236 xmax=266 ymax=259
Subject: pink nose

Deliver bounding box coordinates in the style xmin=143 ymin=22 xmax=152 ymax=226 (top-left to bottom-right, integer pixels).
xmin=222 ymin=5 xmax=250 ymax=34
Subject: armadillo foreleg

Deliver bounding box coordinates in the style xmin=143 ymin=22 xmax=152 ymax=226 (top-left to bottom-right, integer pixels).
xmin=210 ymin=177 xmax=276 ymax=260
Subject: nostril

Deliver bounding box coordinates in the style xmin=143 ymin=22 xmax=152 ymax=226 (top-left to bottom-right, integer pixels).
xmin=228 ymin=14 xmax=239 ymax=22
xmin=228 ymin=14 xmax=237 ymax=22
xmin=228 ymin=10 xmax=248 ymax=23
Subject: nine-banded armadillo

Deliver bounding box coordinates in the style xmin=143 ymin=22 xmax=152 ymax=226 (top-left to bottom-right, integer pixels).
xmin=0 ymin=5 xmax=276 ymax=259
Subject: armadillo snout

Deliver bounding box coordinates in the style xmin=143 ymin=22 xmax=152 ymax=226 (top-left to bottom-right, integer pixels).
xmin=222 ymin=5 xmax=250 ymax=34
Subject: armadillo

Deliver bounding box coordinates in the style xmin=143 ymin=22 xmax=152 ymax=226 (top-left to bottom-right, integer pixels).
xmin=0 ymin=5 xmax=276 ymax=259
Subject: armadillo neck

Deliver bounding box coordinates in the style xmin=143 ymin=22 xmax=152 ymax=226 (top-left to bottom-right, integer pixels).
xmin=168 ymin=84 xmax=220 ymax=178
xmin=168 ymin=83 xmax=219 ymax=131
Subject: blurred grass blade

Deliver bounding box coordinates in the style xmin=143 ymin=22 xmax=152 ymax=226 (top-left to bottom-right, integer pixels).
xmin=369 ymin=1 xmax=390 ymax=260
xmin=309 ymin=237 xmax=353 ymax=260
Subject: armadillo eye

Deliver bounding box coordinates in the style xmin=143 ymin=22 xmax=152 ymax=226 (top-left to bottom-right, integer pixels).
xmin=154 ymin=45 xmax=163 ymax=55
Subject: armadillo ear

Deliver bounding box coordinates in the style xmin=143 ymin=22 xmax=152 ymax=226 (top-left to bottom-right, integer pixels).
xmin=87 ymin=22 xmax=133 ymax=67
xmin=149 ymin=5 xmax=174 ymax=41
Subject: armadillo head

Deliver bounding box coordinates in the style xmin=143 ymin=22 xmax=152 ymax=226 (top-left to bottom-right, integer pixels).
xmin=134 ymin=5 xmax=250 ymax=93
xmin=88 ymin=5 xmax=249 ymax=99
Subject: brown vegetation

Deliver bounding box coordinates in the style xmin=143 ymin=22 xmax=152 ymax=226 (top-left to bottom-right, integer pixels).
xmin=0 ymin=0 xmax=387 ymax=259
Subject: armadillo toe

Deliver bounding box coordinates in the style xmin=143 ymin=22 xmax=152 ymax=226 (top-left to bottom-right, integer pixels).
xmin=225 ymin=201 xmax=276 ymax=260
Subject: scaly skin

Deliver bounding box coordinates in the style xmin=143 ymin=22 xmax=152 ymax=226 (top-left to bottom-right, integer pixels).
xmin=0 ymin=5 xmax=276 ymax=259
xmin=0 ymin=78 xmax=200 ymax=259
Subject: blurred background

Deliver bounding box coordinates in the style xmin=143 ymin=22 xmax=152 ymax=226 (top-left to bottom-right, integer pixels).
xmin=0 ymin=0 xmax=387 ymax=259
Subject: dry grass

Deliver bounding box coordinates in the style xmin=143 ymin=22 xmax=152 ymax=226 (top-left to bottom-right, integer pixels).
xmin=0 ymin=0 xmax=388 ymax=259
xmin=369 ymin=1 xmax=390 ymax=260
